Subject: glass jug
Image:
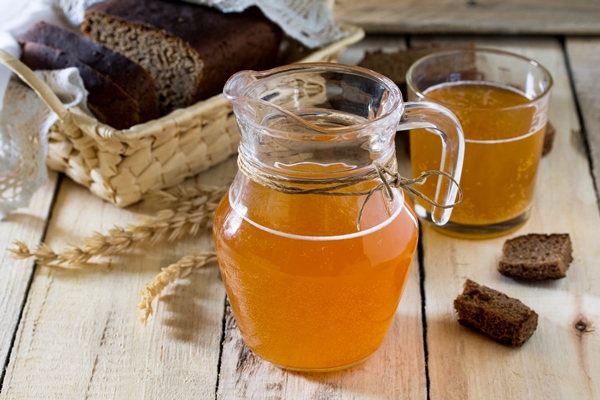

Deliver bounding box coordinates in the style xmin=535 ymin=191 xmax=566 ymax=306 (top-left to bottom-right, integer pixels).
xmin=213 ymin=63 xmax=464 ymax=372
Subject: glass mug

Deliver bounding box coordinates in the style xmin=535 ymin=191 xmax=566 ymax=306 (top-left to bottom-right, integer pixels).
xmin=213 ymin=63 xmax=464 ymax=372
xmin=407 ymin=48 xmax=553 ymax=239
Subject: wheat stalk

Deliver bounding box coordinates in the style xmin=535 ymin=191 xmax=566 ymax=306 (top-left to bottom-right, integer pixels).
xmin=138 ymin=251 xmax=218 ymax=324
xmin=8 ymin=184 xmax=227 ymax=268
xmin=9 ymin=183 xmax=227 ymax=324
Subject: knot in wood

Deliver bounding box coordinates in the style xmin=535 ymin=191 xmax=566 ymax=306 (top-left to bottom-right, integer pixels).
xmin=573 ymin=316 xmax=594 ymax=337
xmin=575 ymin=320 xmax=587 ymax=332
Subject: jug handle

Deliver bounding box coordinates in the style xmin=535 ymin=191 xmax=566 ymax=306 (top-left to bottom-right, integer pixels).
xmin=397 ymin=101 xmax=465 ymax=226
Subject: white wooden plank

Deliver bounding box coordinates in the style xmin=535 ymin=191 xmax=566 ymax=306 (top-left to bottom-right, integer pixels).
xmin=0 ymin=171 xmax=58 ymax=375
xmin=335 ymin=0 xmax=600 ymax=35
xmin=566 ymin=37 xmax=600 ymax=204
xmin=0 ymin=158 xmax=237 ymax=399
xmin=412 ymin=36 xmax=600 ymax=399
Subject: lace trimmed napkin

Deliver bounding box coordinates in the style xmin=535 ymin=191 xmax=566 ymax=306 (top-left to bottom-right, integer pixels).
xmin=183 ymin=0 xmax=345 ymax=49
xmin=0 ymin=0 xmax=79 ymax=219
xmin=0 ymin=68 xmax=89 ymax=219
xmin=58 ymin=0 xmax=345 ymax=49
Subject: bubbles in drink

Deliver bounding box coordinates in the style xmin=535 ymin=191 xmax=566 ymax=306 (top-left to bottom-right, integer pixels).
xmin=423 ymin=81 xmax=530 ymax=110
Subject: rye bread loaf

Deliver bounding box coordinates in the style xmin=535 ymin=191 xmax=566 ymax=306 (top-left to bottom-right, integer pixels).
xmin=498 ymin=233 xmax=573 ymax=280
xmin=81 ymin=0 xmax=283 ymax=115
xmin=19 ymin=21 xmax=159 ymax=123
xmin=454 ymin=279 xmax=538 ymax=347
xmin=20 ymin=41 xmax=140 ymax=129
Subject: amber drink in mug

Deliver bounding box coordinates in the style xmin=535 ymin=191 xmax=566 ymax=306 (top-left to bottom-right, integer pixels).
xmin=407 ymin=48 xmax=553 ymax=238
xmin=214 ymin=63 xmax=464 ymax=372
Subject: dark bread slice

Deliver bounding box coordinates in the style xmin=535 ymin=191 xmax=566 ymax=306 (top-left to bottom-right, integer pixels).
xmin=358 ymin=47 xmax=441 ymax=99
xmin=358 ymin=44 xmax=465 ymax=99
xmin=20 ymin=42 xmax=140 ymax=129
xmin=499 ymin=233 xmax=573 ymax=280
xmin=542 ymin=122 xmax=555 ymax=156
xmin=358 ymin=46 xmax=442 ymax=154
xmin=19 ymin=21 xmax=159 ymax=123
xmin=81 ymin=0 xmax=283 ymax=115
xmin=454 ymin=279 xmax=538 ymax=347
xmin=358 ymin=44 xmax=476 ymax=154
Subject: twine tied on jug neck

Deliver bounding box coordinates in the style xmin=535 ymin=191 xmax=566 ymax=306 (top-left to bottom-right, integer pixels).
xmin=237 ymin=155 xmax=463 ymax=230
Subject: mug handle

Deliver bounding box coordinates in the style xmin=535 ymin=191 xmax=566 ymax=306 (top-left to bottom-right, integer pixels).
xmin=397 ymin=101 xmax=465 ymax=226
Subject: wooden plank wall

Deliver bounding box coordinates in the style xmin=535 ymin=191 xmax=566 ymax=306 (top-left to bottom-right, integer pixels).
xmin=566 ymin=37 xmax=600 ymax=203
xmin=335 ymin=0 xmax=600 ymax=35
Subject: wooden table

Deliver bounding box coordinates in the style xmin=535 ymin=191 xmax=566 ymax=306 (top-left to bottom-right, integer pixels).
xmin=1 ymin=34 xmax=600 ymax=399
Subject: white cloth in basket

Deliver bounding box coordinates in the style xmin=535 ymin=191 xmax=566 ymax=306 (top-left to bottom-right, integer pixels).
xmin=0 ymin=68 xmax=89 ymax=219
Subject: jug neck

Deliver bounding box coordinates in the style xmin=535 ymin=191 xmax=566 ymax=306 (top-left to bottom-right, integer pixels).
xmin=232 ymin=99 xmax=402 ymax=180
xmin=237 ymin=145 xmax=399 ymax=186
xmin=223 ymin=63 xmax=405 ymax=179
xmin=237 ymin=129 xmax=399 ymax=181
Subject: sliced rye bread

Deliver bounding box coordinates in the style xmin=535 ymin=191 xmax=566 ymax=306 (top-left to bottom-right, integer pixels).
xmin=498 ymin=233 xmax=573 ymax=280
xmin=19 ymin=21 xmax=159 ymax=123
xmin=454 ymin=279 xmax=538 ymax=347
xmin=81 ymin=0 xmax=283 ymax=115
xmin=20 ymin=41 xmax=140 ymax=129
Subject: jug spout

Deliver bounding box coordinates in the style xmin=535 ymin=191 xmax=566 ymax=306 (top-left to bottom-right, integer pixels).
xmin=223 ymin=69 xmax=257 ymax=103
xmin=224 ymin=69 xmax=291 ymax=131
xmin=224 ymin=66 xmax=344 ymax=135
xmin=223 ymin=68 xmax=296 ymax=128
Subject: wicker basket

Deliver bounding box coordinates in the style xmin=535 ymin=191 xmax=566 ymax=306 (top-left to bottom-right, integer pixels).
xmin=0 ymin=25 xmax=364 ymax=207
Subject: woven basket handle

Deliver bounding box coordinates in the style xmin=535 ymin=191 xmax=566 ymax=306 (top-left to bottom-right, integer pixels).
xmin=0 ymin=49 xmax=68 ymax=120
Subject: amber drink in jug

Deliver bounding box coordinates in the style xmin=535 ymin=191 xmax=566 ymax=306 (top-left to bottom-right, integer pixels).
xmin=213 ymin=63 xmax=464 ymax=371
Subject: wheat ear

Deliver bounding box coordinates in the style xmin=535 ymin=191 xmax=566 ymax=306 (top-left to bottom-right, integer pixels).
xmin=138 ymin=251 xmax=218 ymax=324
xmin=7 ymin=184 xmax=227 ymax=268
xmin=8 ymin=240 xmax=87 ymax=268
